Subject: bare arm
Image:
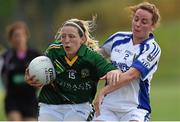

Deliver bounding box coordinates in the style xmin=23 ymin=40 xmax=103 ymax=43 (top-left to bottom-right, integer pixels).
xmin=102 ymin=67 xmax=140 ymax=95
xmin=95 ymin=67 xmax=140 ymax=116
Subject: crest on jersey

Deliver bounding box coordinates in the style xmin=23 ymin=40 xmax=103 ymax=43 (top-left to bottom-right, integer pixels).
xmin=81 ymin=69 xmax=90 ymax=78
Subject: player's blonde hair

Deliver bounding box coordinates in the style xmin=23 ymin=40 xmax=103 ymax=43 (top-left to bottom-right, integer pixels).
xmin=55 ymin=17 xmax=99 ymax=51
xmin=129 ymin=2 xmax=160 ymax=28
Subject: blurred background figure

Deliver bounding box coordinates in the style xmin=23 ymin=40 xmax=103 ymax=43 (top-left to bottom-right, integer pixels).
xmin=0 ymin=21 xmax=41 ymax=121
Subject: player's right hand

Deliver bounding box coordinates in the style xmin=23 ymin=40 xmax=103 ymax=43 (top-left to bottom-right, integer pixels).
xmin=100 ymin=69 xmax=122 ymax=86
xmin=25 ymin=68 xmax=44 ymax=88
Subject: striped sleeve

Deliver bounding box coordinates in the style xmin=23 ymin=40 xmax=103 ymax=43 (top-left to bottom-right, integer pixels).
xmin=44 ymin=40 xmax=62 ymax=56
xmin=132 ymin=41 xmax=161 ymax=80
xmin=101 ymin=33 xmax=117 ymax=56
xmin=102 ymin=32 xmax=132 ymax=56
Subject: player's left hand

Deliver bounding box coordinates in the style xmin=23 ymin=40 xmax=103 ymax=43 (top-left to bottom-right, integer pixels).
xmin=100 ymin=69 xmax=122 ymax=86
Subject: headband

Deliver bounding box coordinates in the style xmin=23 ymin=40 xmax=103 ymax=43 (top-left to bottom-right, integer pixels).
xmin=64 ymin=21 xmax=84 ymax=34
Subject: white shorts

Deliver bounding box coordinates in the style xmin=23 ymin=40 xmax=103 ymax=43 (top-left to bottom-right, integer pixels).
xmin=38 ymin=102 xmax=93 ymax=121
xmin=94 ymin=106 xmax=150 ymax=121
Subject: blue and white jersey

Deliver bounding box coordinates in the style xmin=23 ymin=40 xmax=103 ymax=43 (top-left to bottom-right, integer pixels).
xmin=101 ymin=31 xmax=161 ymax=113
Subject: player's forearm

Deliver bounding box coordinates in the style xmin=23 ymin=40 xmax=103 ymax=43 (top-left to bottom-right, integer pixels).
xmin=100 ymin=81 xmax=126 ymax=96
xmin=103 ymin=76 xmax=131 ymax=95
xmin=99 ymin=85 xmax=113 ymax=96
xmin=102 ymin=68 xmax=140 ymax=95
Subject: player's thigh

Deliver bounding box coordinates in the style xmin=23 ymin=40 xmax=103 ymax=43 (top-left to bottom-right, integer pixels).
xmin=64 ymin=102 xmax=93 ymax=121
xmin=38 ymin=103 xmax=63 ymax=121
xmin=121 ymin=108 xmax=150 ymax=122
xmin=38 ymin=113 xmax=61 ymax=121
xmin=94 ymin=106 xmax=118 ymax=121
xmin=64 ymin=111 xmax=85 ymax=121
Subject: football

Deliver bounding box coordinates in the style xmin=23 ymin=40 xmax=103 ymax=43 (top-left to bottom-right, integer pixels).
xmin=28 ymin=56 xmax=56 ymax=85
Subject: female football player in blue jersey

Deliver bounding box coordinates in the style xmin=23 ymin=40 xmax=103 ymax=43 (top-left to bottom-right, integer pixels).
xmin=95 ymin=2 xmax=161 ymax=121
xmin=25 ymin=18 xmax=120 ymax=121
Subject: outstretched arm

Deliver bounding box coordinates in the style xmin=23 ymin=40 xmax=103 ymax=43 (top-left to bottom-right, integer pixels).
xmin=95 ymin=67 xmax=140 ymax=116
xmin=103 ymin=67 xmax=140 ymax=94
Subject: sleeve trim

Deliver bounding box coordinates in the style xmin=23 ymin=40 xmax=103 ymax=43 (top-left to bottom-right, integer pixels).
xmin=131 ymin=60 xmax=149 ymax=79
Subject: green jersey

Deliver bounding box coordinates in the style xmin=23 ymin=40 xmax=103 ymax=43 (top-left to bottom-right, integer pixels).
xmin=39 ymin=40 xmax=116 ymax=104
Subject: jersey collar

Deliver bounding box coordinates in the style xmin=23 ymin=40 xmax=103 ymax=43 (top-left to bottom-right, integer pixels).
xmin=141 ymin=33 xmax=154 ymax=45
xmin=131 ymin=33 xmax=154 ymax=45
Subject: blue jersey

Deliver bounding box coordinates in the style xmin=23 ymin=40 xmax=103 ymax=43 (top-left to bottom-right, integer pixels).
xmin=102 ymin=32 xmax=161 ymax=113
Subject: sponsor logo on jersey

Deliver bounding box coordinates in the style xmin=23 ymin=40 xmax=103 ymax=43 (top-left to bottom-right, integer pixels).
xmin=59 ymin=80 xmax=92 ymax=91
xmin=147 ymin=53 xmax=155 ymax=62
xmin=114 ymin=48 xmax=122 ymax=53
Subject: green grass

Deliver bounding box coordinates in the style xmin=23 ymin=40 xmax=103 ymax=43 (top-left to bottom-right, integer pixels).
xmin=0 ymin=90 xmax=6 ymax=121
xmin=151 ymin=81 xmax=180 ymax=120
xmin=150 ymin=21 xmax=180 ymax=120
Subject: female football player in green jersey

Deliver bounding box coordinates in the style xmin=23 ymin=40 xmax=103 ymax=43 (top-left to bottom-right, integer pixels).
xmin=25 ymin=18 xmax=120 ymax=121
